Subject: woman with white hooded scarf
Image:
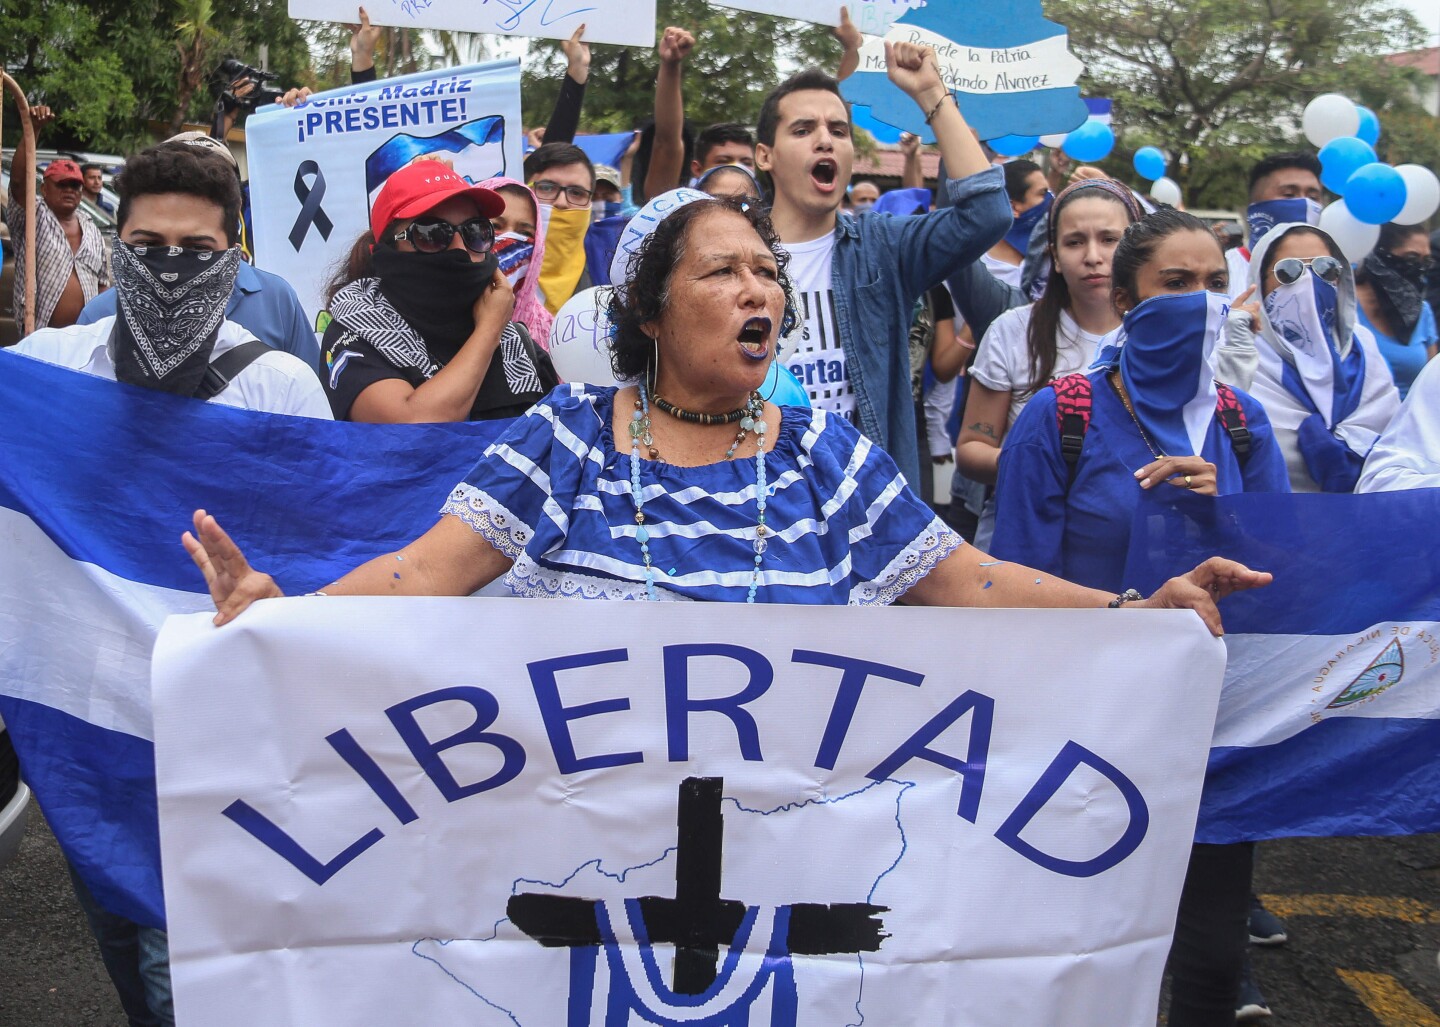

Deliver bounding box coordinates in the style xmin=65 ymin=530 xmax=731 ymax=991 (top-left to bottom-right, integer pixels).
xmin=1219 ymin=222 xmax=1401 ymax=493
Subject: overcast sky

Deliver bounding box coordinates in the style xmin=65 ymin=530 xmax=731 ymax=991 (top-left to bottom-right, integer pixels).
xmin=1402 ymin=0 xmax=1440 ymax=43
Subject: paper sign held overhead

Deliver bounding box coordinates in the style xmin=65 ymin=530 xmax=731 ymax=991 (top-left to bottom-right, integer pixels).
xmin=288 ymin=0 xmax=658 ymax=48
xmin=841 ymin=0 xmax=1088 ymax=144
xmin=706 ymin=0 xmax=924 ymax=32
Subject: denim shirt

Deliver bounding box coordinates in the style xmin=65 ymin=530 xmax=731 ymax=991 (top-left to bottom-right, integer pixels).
xmin=829 ymin=164 xmax=1009 ymax=486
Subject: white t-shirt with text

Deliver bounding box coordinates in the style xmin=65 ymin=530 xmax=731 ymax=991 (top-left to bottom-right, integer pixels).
xmin=779 ymin=233 xmax=853 ymax=419
xmin=970 ymin=305 xmax=1111 ymax=428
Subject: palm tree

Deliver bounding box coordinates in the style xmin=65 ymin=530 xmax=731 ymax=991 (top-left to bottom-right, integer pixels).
xmin=172 ymin=0 xmax=219 ymax=133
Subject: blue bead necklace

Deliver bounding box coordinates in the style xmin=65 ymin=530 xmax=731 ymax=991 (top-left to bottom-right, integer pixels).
xmin=629 ymin=384 xmax=768 ymax=602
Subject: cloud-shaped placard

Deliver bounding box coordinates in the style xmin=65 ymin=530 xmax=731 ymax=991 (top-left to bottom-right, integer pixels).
xmin=841 ymin=1 xmax=1090 ymax=145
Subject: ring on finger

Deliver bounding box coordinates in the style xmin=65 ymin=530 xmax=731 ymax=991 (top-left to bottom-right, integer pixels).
xmin=1184 ymin=474 xmax=1193 ymax=488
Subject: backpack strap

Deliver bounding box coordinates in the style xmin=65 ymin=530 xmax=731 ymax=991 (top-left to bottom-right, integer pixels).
xmin=1051 ymin=373 xmax=1093 ymax=474
xmin=1214 ymin=383 xmax=1251 ymax=464
xmin=195 ymin=340 xmax=273 ymax=401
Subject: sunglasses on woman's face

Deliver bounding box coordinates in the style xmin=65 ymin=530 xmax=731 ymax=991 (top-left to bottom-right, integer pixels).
xmin=1272 ymin=255 xmax=1344 ymax=286
xmin=391 ymin=216 xmax=495 ymax=255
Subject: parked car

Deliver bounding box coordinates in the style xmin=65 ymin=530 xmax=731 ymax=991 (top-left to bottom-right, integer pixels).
xmin=0 ymin=713 xmax=30 ymax=867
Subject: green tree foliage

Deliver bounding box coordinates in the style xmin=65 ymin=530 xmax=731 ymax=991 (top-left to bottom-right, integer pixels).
xmin=1050 ymin=0 xmax=1437 ymax=209
xmin=521 ymin=0 xmax=843 ymax=131
xmin=2 ymin=0 xmax=310 ymax=152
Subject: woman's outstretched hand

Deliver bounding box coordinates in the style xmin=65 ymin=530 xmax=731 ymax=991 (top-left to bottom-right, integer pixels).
xmin=182 ymin=509 xmax=285 ymax=626
xmin=1136 ymin=557 xmax=1272 ymax=637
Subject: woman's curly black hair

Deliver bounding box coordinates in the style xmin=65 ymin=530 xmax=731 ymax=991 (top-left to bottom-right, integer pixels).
xmin=606 ymin=197 xmax=799 ymax=383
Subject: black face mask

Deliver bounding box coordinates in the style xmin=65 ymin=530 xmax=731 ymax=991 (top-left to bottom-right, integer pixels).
xmin=370 ymin=245 xmax=499 ymax=360
xmin=1362 ymin=248 xmax=1425 ymax=345
xmin=110 ymin=242 xmax=242 ymax=396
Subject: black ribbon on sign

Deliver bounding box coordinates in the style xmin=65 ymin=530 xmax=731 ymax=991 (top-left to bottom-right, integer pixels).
xmin=288 ymin=160 xmax=335 ymax=251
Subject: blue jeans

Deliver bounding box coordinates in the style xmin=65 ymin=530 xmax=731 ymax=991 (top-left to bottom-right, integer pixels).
xmin=65 ymin=862 xmax=175 ymax=1027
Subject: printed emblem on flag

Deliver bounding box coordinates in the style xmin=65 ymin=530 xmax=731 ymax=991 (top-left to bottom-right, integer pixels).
xmin=1327 ymin=638 xmax=1406 ymax=709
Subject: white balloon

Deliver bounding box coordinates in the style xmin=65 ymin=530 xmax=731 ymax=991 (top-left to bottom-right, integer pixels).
xmin=547 ymin=286 xmax=619 ymax=387
xmin=1038 ymin=133 xmax=1069 ymax=149
xmin=1302 ymin=93 xmax=1360 ymax=148
xmin=1318 ymin=199 xmax=1380 ymax=264
xmin=1149 ymin=176 xmax=1182 ymax=207
xmin=1393 ymin=164 xmax=1440 ymax=225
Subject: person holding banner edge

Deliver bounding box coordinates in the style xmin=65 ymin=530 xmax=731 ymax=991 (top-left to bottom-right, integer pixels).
xmin=989 ymin=208 xmax=1291 ymax=1027
xmin=186 ymin=191 xmax=1268 ymax=634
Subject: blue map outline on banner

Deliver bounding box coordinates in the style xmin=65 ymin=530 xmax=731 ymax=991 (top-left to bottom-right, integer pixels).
xmin=841 ymin=1 xmax=1089 ymax=144
xmin=411 ymin=779 xmax=914 ymax=1025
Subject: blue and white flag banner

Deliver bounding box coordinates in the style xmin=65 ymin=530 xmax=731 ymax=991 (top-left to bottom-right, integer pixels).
xmin=0 ymin=351 xmax=509 ymax=928
xmin=841 ymin=1 xmax=1089 ymax=143
xmin=288 ymin=0 xmax=657 ymax=47
xmin=247 ymin=60 xmax=523 ymax=328
xmin=1124 ymin=490 xmax=1440 ymax=844
xmin=155 ymin=599 xmax=1222 ymax=1025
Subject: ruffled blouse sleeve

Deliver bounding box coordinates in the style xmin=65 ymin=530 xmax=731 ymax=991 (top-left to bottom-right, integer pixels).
xmin=439 ymin=384 xmax=605 ymax=559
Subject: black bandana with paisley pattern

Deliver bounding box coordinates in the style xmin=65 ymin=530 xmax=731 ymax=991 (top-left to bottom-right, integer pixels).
xmin=111 ymin=242 xmax=242 ymax=396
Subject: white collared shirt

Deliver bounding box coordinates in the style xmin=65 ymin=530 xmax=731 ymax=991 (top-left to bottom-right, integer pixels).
xmin=9 ymin=316 xmax=332 ymax=419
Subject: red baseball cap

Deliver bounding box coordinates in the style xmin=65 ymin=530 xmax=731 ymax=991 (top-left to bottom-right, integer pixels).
xmin=43 ymin=159 xmax=84 ymax=186
xmin=369 ymin=160 xmax=505 ymax=240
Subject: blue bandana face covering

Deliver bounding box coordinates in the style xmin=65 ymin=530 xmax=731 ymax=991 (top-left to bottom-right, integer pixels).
xmin=1119 ymin=289 xmax=1229 ymax=457
xmin=1246 ymin=198 xmax=1321 ymax=250
xmin=1004 ymin=191 xmax=1053 ymax=253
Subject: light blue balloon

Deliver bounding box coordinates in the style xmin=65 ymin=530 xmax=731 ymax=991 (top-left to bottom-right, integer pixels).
xmin=763 ymin=361 xmax=811 ymax=408
xmin=1132 ymin=146 xmax=1167 ymax=182
xmin=1355 ymin=106 xmax=1380 ymax=147
xmin=1344 ymin=163 xmax=1408 ymax=225
xmin=1319 ymin=136 xmax=1377 ymax=195
xmin=1062 ymin=121 xmax=1115 ymax=163
xmin=989 ymin=134 xmax=1041 ymax=157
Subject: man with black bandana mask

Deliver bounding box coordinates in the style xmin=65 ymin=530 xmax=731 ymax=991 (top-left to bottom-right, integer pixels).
xmin=1355 ymin=222 xmax=1439 ymax=399
xmin=11 ymin=142 xmax=330 ymax=418
xmin=5 ymin=139 xmax=329 ymax=1027
xmin=320 ymin=158 xmax=557 ymax=423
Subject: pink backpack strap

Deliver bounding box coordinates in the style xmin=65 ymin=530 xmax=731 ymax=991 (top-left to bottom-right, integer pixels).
xmin=1214 ymin=383 xmax=1252 ymax=461
xmin=1051 ymin=373 xmax=1093 ymax=472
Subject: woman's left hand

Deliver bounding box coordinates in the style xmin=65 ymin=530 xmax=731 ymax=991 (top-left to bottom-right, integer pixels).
xmin=1134 ymin=455 xmax=1218 ymax=494
xmin=1135 ymin=557 xmax=1273 ymax=637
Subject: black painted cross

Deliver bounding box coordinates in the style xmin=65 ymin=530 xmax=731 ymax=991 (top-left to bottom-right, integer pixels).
xmin=508 ymin=776 xmax=888 ymax=995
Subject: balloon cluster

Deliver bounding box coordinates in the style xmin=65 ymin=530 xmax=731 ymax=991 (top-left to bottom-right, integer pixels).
xmin=1303 ymin=93 xmax=1440 ymax=261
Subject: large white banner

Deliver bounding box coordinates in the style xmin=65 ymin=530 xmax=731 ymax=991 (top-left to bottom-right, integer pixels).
xmin=247 ymin=60 xmax=523 ymax=328
xmin=154 ymin=599 xmax=1223 ymax=1025
xmin=289 ymin=0 xmax=657 ymax=47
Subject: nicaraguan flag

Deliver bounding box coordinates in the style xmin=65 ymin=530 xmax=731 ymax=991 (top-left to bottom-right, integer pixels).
xmin=364 ymin=116 xmax=506 ymax=202
xmin=0 ymin=352 xmax=510 ymax=928
xmin=1124 ymin=490 xmax=1440 ymax=843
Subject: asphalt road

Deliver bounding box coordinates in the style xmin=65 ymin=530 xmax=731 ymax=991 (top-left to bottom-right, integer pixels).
xmin=2 ymin=813 xmax=1438 ymax=1026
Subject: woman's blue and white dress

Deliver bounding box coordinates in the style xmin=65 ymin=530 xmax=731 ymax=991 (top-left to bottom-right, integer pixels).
xmin=440 ymin=385 xmax=961 ymax=603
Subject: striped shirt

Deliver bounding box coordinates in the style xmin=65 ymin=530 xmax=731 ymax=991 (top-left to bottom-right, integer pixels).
xmin=6 ymin=197 xmax=109 ymax=332
xmin=440 ymin=385 xmax=963 ymax=604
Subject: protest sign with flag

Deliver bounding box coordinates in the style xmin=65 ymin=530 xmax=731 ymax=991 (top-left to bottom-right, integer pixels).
xmin=1124 ymin=490 xmax=1440 ymax=843
xmin=153 ymin=597 xmax=1221 ymax=1024
xmin=246 ymin=60 xmax=523 ymax=329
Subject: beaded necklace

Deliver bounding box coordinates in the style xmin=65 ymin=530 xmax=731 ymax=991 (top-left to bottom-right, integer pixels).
xmin=628 ymin=384 xmax=768 ymax=602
